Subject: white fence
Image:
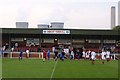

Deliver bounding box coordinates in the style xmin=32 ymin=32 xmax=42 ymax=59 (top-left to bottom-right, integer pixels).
xmin=1 ymin=51 xmax=120 ymax=60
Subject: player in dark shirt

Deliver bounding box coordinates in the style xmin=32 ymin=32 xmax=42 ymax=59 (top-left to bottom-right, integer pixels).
xmin=19 ymin=50 xmax=23 ymax=61
xmin=54 ymin=48 xmax=58 ymax=61
xmin=61 ymin=50 xmax=65 ymax=61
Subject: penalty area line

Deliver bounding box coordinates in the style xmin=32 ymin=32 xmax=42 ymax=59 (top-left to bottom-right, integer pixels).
xmin=50 ymin=60 xmax=58 ymax=80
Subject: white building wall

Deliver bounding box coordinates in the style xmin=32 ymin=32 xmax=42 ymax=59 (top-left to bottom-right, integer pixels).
xmin=16 ymin=22 xmax=28 ymax=28
xmin=111 ymin=6 xmax=116 ymax=29
xmin=51 ymin=22 xmax=64 ymax=29
xmin=37 ymin=24 xmax=49 ymax=28
xmin=118 ymin=1 xmax=120 ymax=26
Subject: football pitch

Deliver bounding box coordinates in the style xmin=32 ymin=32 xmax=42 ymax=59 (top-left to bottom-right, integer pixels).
xmin=2 ymin=58 xmax=119 ymax=79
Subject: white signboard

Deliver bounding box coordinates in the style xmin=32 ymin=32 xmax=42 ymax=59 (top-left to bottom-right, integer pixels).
xmin=26 ymin=38 xmax=39 ymax=46
xmin=42 ymin=39 xmax=54 ymax=43
xmin=11 ymin=38 xmax=24 ymax=42
xmin=104 ymin=40 xmax=116 ymax=43
xmin=58 ymin=39 xmax=71 ymax=44
xmin=88 ymin=40 xmax=101 ymax=43
xmin=43 ymin=30 xmax=70 ymax=34
xmin=72 ymin=40 xmax=84 ymax=43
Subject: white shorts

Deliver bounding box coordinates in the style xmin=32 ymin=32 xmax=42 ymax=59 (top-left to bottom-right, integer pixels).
xmin=86 ymin=55 xmax=89 ymax=58
xmin=41 ymin=53 xmax=43 ymax=59
xmin=102 ymin=56 xmax=106 ymax=60
xmin=27 ymin=53 xmax=29 ymax=57
xmin=91 ymin=56 xmax=95 ymax=60
xmin=82 ymin=55 xmax=85 ymax=57
xmin=106 ymin=56 xmax=110 ymax=59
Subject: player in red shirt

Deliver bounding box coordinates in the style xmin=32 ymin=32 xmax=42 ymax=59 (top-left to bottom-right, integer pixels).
xmin=43 ymin=50 xmax=47 ymax=62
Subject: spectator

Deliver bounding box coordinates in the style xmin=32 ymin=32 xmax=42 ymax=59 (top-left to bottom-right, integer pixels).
xmin=2 ymin=46 xmax=6 ymax=51
xmin=37 ymin=47 xmax=41 ymax=58
xmin=15 ymin=43 xmax=18 ymax=48
xmin=37 ymin=47 xmax=41 ymax=53
xmin=5 ymin=43 xmax=9 ymax=49
xmin=11 ymin=47 xmax=14 ymax=52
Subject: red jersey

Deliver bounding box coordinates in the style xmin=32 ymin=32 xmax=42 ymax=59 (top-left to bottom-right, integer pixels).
xmin=43 ymin=51 xmax=47 ymax=58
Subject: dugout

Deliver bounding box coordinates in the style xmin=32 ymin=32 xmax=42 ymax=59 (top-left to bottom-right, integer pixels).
xmin=1 ymin=28 xmax=120 ymax=54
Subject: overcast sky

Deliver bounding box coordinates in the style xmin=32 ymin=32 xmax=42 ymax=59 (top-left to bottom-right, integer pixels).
xmin=0 ymin=0 xmax=119 ymax=29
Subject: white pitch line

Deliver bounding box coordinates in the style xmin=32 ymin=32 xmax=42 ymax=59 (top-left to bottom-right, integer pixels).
xmin=50 ymin=60 xmax=58 ymax=80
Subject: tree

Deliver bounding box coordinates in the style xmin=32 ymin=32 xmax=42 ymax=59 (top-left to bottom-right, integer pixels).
xmin=113 ymin=25 xmax=120 ymax=31
xmin=113 ymin=26 xmax=120 ymax=47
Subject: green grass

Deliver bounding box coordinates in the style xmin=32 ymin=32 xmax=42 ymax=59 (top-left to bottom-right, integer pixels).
xmin=0 ymin=58 xmax=2 ymax=78
xmin=2 ymin=58 xmax=118 ymax=78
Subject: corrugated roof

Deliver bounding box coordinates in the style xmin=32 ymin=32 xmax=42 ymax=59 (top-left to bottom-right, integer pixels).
xmin=1 ymin=28 xmax=119 ymax=35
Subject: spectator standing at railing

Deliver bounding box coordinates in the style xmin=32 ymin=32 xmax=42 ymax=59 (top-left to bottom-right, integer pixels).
xmin=37 ymin=47 xmax=41 ymax=52
xmin=10 ymin=47 xmax=14 ymax=58
xmin=5 ymin=43 xmax=9 ymax=50
xmin=2 ymin=46 xmax=6 ymax=51
xmin=15 ymin=43 xmax=18 ymax=48
xmin=11 ymin=47 xmax=14 ymax=52
xmin=37 ymin=47 xmax=41 ymax=58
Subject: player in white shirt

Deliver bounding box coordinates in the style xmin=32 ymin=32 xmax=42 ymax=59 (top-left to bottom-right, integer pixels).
xmin=91 ymin=50 xmax=96 ymax=64
xmin=97 ymin=53 xmax=101 ymax=60
xmin=101 ymin=50 xmax=106 ymax=64
xmin=106 ymin=50 xmax=111 ymax=62
xmin=82 ymin=50 xmax=86 ymax=60
xmin=26 ymin=49 xmax=30 ymax=58
xmin=70 ymin=50 xmax=74 ymax=60
xmin=88 ymin=50 xmax=91 ymax=60
xmin=85 ymin=50 xmax=90 ymax=60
